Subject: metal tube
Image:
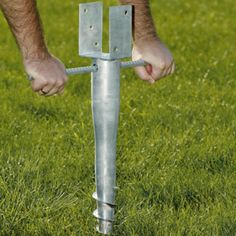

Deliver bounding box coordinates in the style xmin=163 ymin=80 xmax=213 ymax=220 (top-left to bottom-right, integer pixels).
xmin=91 ymin=59 xmax=120 ymax=234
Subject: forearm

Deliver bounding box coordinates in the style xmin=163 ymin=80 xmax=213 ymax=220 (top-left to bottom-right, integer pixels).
xmin=0 ymin=0 xmax=49 ymax=60
xmin=118 ymin=0 xmax=157 ymax=44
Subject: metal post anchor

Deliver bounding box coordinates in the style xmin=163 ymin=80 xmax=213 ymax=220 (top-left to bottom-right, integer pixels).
xmin=79 ymin=2 xmax=148 ymax=234
xmin=79 ymin=2 xmax=134 ymax=234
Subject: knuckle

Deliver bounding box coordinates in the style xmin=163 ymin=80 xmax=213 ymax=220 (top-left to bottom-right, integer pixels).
xmin=37 ymin=78 xmax=48 ymax=86
xmin=149 ymin=79 xmax=155 ymax=84
xmin=171 ymin=65 xmax=175 ymax=74
xmin=57 ymin=80 xmax=65 ymax=87
xmin=152 ymin=71 xmax=161 ymax=80
xmin=64 ymin=76 xmax=68 ymax=83
xmin=159 ymin=62 xmax=166 ymax=70
xmin=49 ymin=80 xmax=57 ymax=86
xmin=42 ymin=79 xmax=48 ymax=85
xmin=32 ymin=86 xmax=38 ymax=92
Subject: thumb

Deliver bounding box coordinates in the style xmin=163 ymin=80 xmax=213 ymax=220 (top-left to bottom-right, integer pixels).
xmin=134 ymin=66 xmax=155 ymax=84
xmin=146 ymin=64 xmax=153 ymax=75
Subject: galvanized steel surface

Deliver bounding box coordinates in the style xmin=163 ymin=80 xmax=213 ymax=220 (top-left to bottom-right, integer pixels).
xmin=92 ymin=59 xmax=120 ymax=233
xmin=79 ymin=2 xmax=103 ymax=57
xmin=109 ymin=5 xmax=132 ymax=59
xmin=79 ymin=2 xmax=132 ymax=60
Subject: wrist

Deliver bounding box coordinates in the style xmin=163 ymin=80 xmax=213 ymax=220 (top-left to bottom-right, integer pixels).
xmin=133 ymin=24 xmax=158 ymax=45
xmin=22 ymin=46 xmax=50 ymax=62
xmin=134 ymin=35 xmax=160 ymax=49
xmin=23 ymin=51 xmax=52 ymax=71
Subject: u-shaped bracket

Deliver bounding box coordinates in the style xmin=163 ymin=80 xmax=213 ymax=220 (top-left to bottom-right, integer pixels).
xmin=79 ymin=2 xmax=132 ymax=60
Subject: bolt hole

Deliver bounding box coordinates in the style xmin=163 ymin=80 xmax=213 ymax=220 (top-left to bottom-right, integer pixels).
xmin=113 ymin=47 xmax=118 ymax=52
xmin=94 ymin=42 xmax=99 ymax=47
xmin=124 ymin=10 xmax=128 ymax=15
xmin=84 ymin=8 xmax=88 ymax=13
xmin=89 ymin=25 xmax=93 ymax=30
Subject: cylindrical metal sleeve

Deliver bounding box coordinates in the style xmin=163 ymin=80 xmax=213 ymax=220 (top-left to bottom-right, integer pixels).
xmin=92 ymin=59 xmax=120 ymax=223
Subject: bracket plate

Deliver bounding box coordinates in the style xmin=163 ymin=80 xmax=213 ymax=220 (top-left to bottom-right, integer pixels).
xmin=109 ymin=5 xmax=132 ymax=59
xmin=79 ymin=2 xmax=103 ymax=57
xmin=79 ymin=2 xmax=132 ymax=60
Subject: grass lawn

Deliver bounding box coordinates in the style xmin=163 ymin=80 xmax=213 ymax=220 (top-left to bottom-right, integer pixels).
xmin=0 ymin=0 xmax=235 ymax=235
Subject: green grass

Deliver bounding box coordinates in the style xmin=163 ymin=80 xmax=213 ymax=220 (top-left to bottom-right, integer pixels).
xmin=0 ymin=0 xmax=235 ymax=235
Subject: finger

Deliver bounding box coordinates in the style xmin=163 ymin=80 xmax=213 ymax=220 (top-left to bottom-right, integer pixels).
xmin=38 ymin=89 xmax=51 ymax=96
xmin=145 ymin=64 xmax=153 ymax=75
xmin=151 ymin=66 xmax=164 ymax=81
xmin=63 ymin=74 xmax=69 ymax=83
xmin=57 ymin=85 xmax=64 ymax=94
xmin=38 ymin=90 xmax=45 ymax=96
xmin=134 ymin=66 xmax=154 ymax=83
xmin=166 ymin=66 xmax=172 ymax=76
xmin=41 ymin=78 xmax=64 ymax=96
xmin=31 ymin=78 xmax=48 ymax=92
xmin=145 ymin=64 xmax=156 ymax=83
xmin=147 ymin=79 xmax=155 ymax=84
xmin=55 ymin=75 xmax=67 ymax=94
xmin=171 ymin=63 xmax=175 ymax=74
xmin=168 ymin=61 xmax=175 ymax=76
xmin=38 ymin=77 xmax=66 ymax=96
xmin=165 ymin=62 xmax=173 ymax=77
xmin=44 ymin=87 xmax=59 ymax=97
xmin=58 ymin=88 xmax=64 ymax=95
xmin=163 ymin=62 xmax=172 ymax=77
xmin=38 ymin=83 xmax=56 ymax=96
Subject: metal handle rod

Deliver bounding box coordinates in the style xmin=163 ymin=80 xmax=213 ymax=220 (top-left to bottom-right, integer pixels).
xmin=120 ymin=59 xmax=146 ymax=69
xmin=28 ymin=59 xmax=146 ymax=81
xmin=28 ymin=65 xmax=97 ymax=81
xmin=66 ymin=65 xmax=97 ymax=75
xmin=66 ymin=59 xmax=145 ymax=75
xmin=28 ymin=65 xmax=98 ymax=81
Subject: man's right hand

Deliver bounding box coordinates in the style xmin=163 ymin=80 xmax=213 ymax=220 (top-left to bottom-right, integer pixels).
xmin=24 ymin=55 xmax=68 ymax=96
xmin=132 ymin=38 xmax=175 ymax=84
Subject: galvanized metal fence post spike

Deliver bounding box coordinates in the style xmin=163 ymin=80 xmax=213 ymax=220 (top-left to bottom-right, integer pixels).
xmin=79 ymin=3 xmax=146 ymax=234
xmin=28 ymin=2 xmax=146 ymax=234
